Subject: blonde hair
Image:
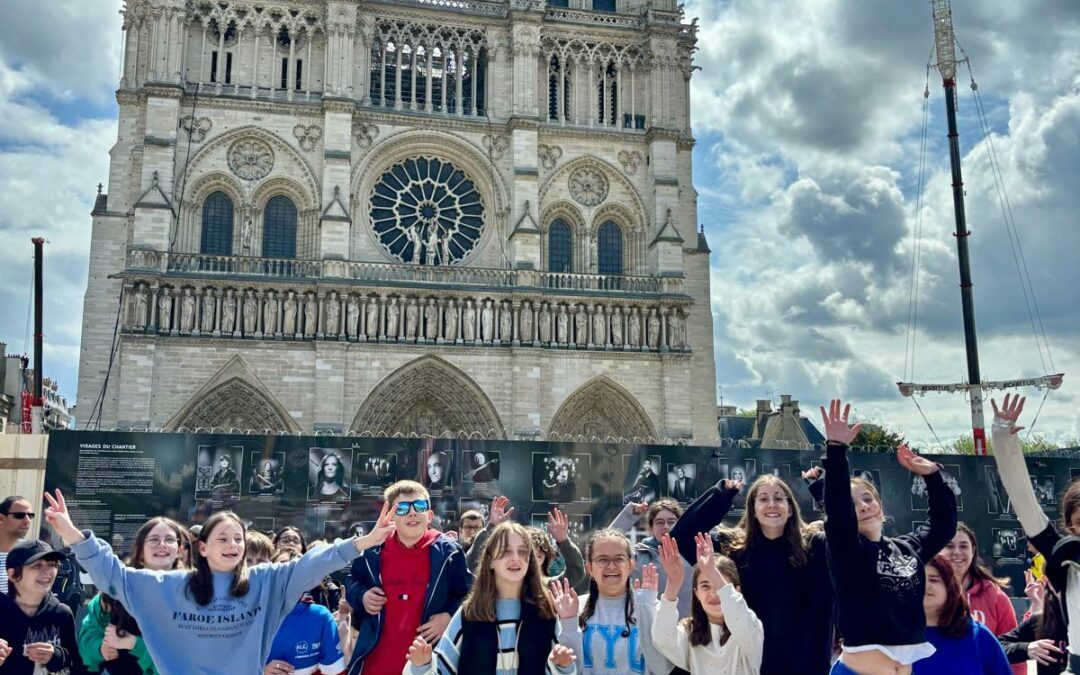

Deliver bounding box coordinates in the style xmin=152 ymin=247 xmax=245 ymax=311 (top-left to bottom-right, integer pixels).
xmin=463 ymin=522 xmax=556 ymax=622
xmin=384 ymin=479 xmax=429 ymax=505
xmin=245 ymin=530 xmax=274 ymax=563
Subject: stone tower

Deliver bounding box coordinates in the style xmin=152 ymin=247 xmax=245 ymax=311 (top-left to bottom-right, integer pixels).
xmin=77 ymin=0 xmax=716 ymax=443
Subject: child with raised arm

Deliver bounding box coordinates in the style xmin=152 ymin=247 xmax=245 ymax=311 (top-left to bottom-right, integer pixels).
xmin=40 ymin=489 xmax=395 ymax=675
xmin=653 ymin=533 xmax=762 ymax=674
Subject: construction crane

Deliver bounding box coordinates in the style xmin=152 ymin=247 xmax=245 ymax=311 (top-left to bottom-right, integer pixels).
xmin=896 ymin=0 xmax=1063 ymax=455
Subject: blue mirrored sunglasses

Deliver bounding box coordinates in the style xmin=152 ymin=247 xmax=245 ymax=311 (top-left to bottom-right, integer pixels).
xmin=394 ymin=499 xmax=430 ymax=516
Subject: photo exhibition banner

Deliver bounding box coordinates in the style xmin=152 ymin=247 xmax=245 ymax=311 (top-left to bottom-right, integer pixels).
xmin=44 ymin=430 xmax=1078 ymax=590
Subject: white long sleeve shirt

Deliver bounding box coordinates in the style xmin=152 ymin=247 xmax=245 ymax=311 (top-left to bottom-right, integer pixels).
xmin=651 ymin=586 xmax=763 ymax=674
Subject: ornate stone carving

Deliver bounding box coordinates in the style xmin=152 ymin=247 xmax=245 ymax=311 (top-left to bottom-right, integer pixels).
xmin=264 ymin=291 xmax=278 ymax=335
xmin=481 ymin=299 xmax=494 ymax=342
xmin=355 ymin=123 xmax=379 ymax=149
xmin=385 ymin=297 xmax=400 ymax=338
xmin=463 ymin=300 xmax=476 ymax=342
xmin=241 ymin=219 xmax=254 ymax=255
xmin=180 ymin=116 xmax=212 ymax=143
xmin=568 ymin=166 xmax=609 ymax=207
xmin=611 ymin=306 xmax=624 ymax=346
xmin=133 ymin=284 xmax=148 ymax=328
xmin=592 ymin=305 xmax=606 ymax=345
xmin=499 ymin=300 xmax=512 ymax=342
xmin=618 ymin=150 xmax=642 ymax=176
xmin=405 ymin=297 xmax=419 ymax=340
xmin=574 ymin=304 xmax=588 ymax=345
xmin=346 ymin=296 xmax=360 ymax=338
xmin=293 ymin=124 xmax=323 ymax=152
xmin=242 ymin=290 xmax=258 ymax=334
xmin=556 ymin=305 xmax=569 ymax=344
xmin=227 ymin=138 xmax=274 ymax=181
xmin=325 ymin=292 xmax=341 ymax=335
xmin=283 ymin=291 xmax=297 ymax=335
xmin=539 ymin=303 xmax=552 ymax=344
xmin=424 ymin=298 xmax=439 ymax=341
xmin=547 ymin=376 xmax=658 ymax=440
xmin=303 ymin=293 xmax=318 ymax=337
xmin=444 ymin=299 xmax=459 ymax=342
xmin=628 ymin=307 xmax=641 ymax=347
xmin=221 ymin=289 xmax=236 ymax=334
xmin=180 ymin=288 xmax=196 ymax=332
xmin=538 ymin=144 xmax=563 ymax=171
xmin=158 ymin=287 xmax=173 ymax=331
xmin=521 ymin=301 xmax=534 ymax=342
xmin=199 ymin=288 xmax=215 ymax=333
xmin=366 ymin=297 xmax=380 ymax=337
xmin=482 ymin=134 xmax=509 ymax=160
xmin=647 ymin=309 xmax=661 ymax=349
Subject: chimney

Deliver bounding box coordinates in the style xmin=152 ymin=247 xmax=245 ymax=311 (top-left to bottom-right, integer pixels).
xmin=780 ymin=394 xmax=792 ymax=407
xmin=756 ymin=399 xmax=771 ymax=414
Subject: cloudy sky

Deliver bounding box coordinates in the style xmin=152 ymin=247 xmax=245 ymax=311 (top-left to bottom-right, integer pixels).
xmin=1 ymin=1 xmax=1077 ymax=447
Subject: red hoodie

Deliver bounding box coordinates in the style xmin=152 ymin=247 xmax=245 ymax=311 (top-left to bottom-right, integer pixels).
xmin=966 ymin=577 xmax=1023 ymax=675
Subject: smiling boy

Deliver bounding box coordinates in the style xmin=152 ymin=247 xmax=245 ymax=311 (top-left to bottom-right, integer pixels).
xmin=345 ymin=480 xmax=472 ymax=674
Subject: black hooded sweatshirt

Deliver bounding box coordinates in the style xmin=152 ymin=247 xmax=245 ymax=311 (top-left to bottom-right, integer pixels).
xmin=0 ymin=590 xmax=81 ymax=675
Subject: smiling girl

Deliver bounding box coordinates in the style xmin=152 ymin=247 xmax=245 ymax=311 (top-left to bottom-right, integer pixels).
xmin=405 ymin=521 xmax=577 ymax=674
xmin=41 ymin=489 xmax=395 ymax=675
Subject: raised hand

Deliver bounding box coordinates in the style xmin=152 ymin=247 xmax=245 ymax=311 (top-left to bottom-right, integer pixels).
xmin=819 ymin=399 xmax=863 ymax=445
xmin=43 ymin=490 xmax=85 ymax=545
xmin=657 ymin=534 xmax=684 ymax=600
xmin=634 ymin=563 xmax=659 ymax=593
xmin=992 ymin=394 xmax=1026 ymax=435
xmin=697 ymin=552 xmax=729 ymax=589
xmin=549 ymin=644 xmax=577 ymax=669
xmin=547 ymin=508 xmax=569 ymax=543
xmin=490 ymin=495 xmax=515 ymax=526
xmin=356 ymin=502 xmax=396 ymax=551
xmin=444 ymin=530 xmax=459 ymax=541
xmin=694 ymin=532 xmax=714 ymax=565
xmin=802 ymin=466 xmax=824 ymax=482
xmin=1024 ymin=571 xmax=1045 ymax=614
xmin=897 ymin=444 xmax=938 ymax=476
xmin=406 ymin=636 xmax=434 ymax=666
xmin=630 ymin=501 xmax=649 ymax=516
xmin=550 ymin=578 xmax=580 ymax=619
xmin=718 ymin=478 xmax=744 ymax=492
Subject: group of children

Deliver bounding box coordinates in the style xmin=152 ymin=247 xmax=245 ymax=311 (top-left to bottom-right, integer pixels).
xmin=1 ymin=395 xmax=1079 ymax=674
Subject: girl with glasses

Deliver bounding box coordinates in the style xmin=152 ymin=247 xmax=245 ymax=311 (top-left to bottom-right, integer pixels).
xmin=553 ymin=528 xmax=671 ymax=674
xmin=78 ymin=516 xmax=187 ymax=675
xmin=42 ymin=489 xmax=396 ymax=675
xmin=405 ymin=521 xmax=577 ymax=674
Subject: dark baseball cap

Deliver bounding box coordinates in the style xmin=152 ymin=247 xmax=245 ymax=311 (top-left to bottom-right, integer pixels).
xmin=5 ymin=539 xmax=66 ymax=570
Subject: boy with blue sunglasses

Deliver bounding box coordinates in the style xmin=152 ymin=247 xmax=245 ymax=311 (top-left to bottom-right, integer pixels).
xmin=345 ymin=480 xmax=472 ymax=674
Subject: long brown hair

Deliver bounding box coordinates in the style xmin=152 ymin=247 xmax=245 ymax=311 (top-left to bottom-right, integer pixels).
xmin=463 ymin=522 xmax=556 ymax=622
xmin=1061 ymin=480 xmax=1080 ymax=533
xmin=681 ymin=555 xmax=741 ymax=647
xmin=526 ymin=527 xmax=558 ymax=577
xmin=186 ymin=511 xmax=251 ymax=606
xmin=927 ymin=554 xmax=970 ymax=639
xmin=734 ymin=475 xmax=808 ymax=567
xmin=127 ymin=517 xmax=187 ymax=570
xmin=954 ymin=522 xmax=1009 ymax=589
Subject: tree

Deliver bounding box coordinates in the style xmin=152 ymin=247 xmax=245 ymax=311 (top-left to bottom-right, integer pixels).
xmin=852 ymin=422 xmax=905 ymax=452
xmin=949 ymin=433 xmax=1070 ymax=455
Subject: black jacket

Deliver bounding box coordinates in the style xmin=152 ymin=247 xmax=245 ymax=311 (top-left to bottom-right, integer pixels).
xmin=999 ymin=604 xmax=1068 ymax=675
xmin=0 ymin=590 xmax=82 ymax=675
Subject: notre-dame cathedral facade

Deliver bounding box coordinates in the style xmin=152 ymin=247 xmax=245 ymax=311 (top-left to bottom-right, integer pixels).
xmin=77 ymin=0 xmax=716 ymax=443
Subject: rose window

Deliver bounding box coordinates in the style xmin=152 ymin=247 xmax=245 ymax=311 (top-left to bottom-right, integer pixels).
xmin=369 ymin=157 xmax=485 ymax=265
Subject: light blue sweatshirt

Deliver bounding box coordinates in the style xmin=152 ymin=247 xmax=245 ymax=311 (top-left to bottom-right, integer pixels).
xmin=71 ymin=530 xmax=359 ymax=675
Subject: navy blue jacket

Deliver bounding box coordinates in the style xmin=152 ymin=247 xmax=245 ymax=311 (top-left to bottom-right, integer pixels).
xmin=345 ymin=532 xmax=472 ymax=674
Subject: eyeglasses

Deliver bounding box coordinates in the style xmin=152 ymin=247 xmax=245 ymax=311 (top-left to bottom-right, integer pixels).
xmin=394 ymin=499 xmax=430 ymax=516
xmin=591 ymin=556 xmax=630 ymax=568
xmin=3 ymin=512 xmax=35 ymax=520
xmin=146 ymin=536 xmax=179 ymax=547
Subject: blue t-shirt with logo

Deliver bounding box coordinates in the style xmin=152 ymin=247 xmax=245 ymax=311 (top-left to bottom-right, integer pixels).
xmin=267 ymin=600 xmax=345 ymax=674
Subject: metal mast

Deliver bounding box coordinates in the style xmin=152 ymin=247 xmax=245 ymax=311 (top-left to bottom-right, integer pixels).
xmin=898 ymin=0 xmax=1063 ymax=454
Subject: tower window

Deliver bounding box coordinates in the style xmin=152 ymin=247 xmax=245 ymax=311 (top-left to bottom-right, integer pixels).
xmin=210 ymin=51 xmax=218 ymax=83
xmin=225 ymin=52 xmax=233 ymax=84
xmin=295 ymin=59 xmax=303 ymax=90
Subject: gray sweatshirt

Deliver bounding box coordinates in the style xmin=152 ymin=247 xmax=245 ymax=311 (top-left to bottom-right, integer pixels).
xmin=559 ymin=589 xmax=673 ymax=675
xmin=71 ymin=530 xmax=360 ymax=675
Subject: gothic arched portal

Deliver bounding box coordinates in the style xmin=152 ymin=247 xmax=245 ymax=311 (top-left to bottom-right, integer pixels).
xmin=547 ymin=376 xmax=657 ymax=440
xmin=350 ymin=355 xmax=506 ymax=438
xmin=165 ymin=355 xmax=300 ymax=433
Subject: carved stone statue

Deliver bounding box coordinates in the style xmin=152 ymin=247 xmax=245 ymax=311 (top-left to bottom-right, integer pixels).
xmin=539 ymin=303 xmax=552 ymax=343
xmin=574 ymin=305 xmax=587 ymax=345
xmin=670 ymin=310 xmax=685 ymax=349
xmin=647 ymin=309 xmax=661 ymax=349
xmin=499 ymin=301 xmax=512 ymax=342
xmin=556 ymin=305 xmax=569 ymax=344
xmin=463 ymin=300 xmax=476 ymax=341
xmin=404 ymin=227 xmax=421 ymax=263
xmin=425 ymin=227 xmax=440 ymax=266
xmin=263 ymin=291 xmax=278 ymax=334
xmin=283 ymin=291 xmax=297 ymax=335
xmin=133 ymin=284 xmax=148 ymax=328
xmin=241 ymin=219 xmax=254 ymax=255
xmin=592 ymin=305 xmax=606 ymax=345
xmin=628 ymin=307 xmax=641 ymax=347
xmin=481 ymin=299 xmax=494 ymax=342
xmin=424 ymin=298 xmax=439 ymax=340
xmin=440 ymin=231 xmax=452 ymax=265
xmin=304 ymin=293 xmax=318 ymax=336
xmin=200 ymin=288 xmax=215 ymax=333
xmin=325 ymin=292 xmax=341 ymax=335
xmin=221 ymin=289 xmax=236 ymax=333
xmin=242 ymin=290 xmax=258 ymax=334
xmin=346 ymin=296 xmax=360 ymax=337
xmin=444 ymin=299 xmax=459 ymax=341
xmin=521 ymin=301 xmax=534 ymax=342
xmin=366 ymin=297 xmax=380 ymax=337
xmin=611 ymin=306 xmax=623 ymax=346
xmin=158 ymin=287 xmax=173 ymax=331
xmin=180 ymin=288 xmax=196 ymax=332
xmin=405 ymin=298 xmax=419 ymax=339
xmin=386 ymin=297 xmax=400 ymax=338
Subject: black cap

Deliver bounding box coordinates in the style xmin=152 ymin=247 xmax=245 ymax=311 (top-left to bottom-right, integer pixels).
xmin=5 ymin=539 xmax=66 ymax=571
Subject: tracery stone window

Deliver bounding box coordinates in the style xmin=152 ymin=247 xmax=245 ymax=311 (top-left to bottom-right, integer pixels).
xmin=369 ymin=157 xmax=484 ymax=265
xmin=548 ymin=219 xmax=572 ymax=273
xmin=263 ymin=195 xmax=298 ymax=259
xmin=548 ymin=55 xmax=571 ymax=122
xmin=200 ymin=191 xmax=234 ymax=256
xmin=597 ymin=221 xmax=623 ymax=276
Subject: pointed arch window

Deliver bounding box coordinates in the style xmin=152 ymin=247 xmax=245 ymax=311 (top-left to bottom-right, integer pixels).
xmin=548 ymin=219 xmax=572 ymax=273
xmin=263 ymin=195 xmax=297 ymax=259
xmin=200 ymin=191 xmax=234 ymax=255
xmin=597 ymin=221 xmax=623 ymax=276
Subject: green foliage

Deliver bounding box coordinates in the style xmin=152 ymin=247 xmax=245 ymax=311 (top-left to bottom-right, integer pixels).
xmin=949 ymin=432 xmax=1071 ymax=455
xmin=735 ymin=408 xmax=757 ymax=418
xmin=853 ymin=422 xmax=905 ymax=450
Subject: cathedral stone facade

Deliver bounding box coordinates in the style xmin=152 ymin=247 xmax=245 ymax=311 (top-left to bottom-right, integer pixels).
xmin=77 ymin=0 xmax=716 ymax=443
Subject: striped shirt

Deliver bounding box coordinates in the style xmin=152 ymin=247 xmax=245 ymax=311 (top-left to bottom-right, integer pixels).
xmin=0 ymin=550 xmax=8 ymax=594
xmin=407 ymin=598 xmax=575 ymax=675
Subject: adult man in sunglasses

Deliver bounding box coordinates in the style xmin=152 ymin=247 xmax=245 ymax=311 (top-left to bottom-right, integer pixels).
xmin=345 ymin=479 xmax=472 ymax=675
xmin=0 ymin=495 xmax=34 ymax=594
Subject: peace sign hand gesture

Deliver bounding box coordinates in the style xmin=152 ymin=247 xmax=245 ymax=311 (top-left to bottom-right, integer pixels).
xmin=356 ymin=503 xmax=396 ymax=552
xmin=897 ymin=444 xmax=938 ymax=477
xmin=992 ymin=394 xmax=1026 ymax=435
xmin=43 ymin=490 xmax=85 ymax=546
xmin=819 ymin=399 xmax=863 ymax=445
